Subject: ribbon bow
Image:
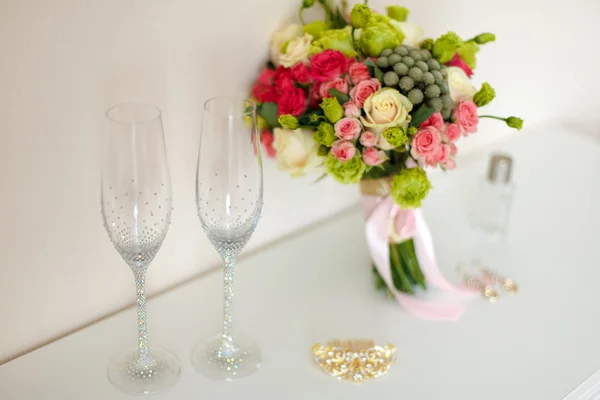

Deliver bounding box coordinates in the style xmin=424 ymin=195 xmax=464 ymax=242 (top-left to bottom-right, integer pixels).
xmin=362 ymin=195 xmax=476 ymax=320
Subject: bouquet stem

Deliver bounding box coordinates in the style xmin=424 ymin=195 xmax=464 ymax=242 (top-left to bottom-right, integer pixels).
xmin=374 ymin=239 xmax=427 ymax=295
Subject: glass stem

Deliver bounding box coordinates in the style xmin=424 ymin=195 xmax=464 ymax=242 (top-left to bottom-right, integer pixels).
xmin=134 ymin=270 xmax=151 ymax=362
xmin=222 ymin=257 xmax=236 ymax=345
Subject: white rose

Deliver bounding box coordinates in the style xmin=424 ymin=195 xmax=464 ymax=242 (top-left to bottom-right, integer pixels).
xmin=273 ymin=128 xmax=324 ymax=177
xmin=390 ymin=21 xmax=424 ymax=48
xmin=278 ymin=33 xmax=313 ymax=68
xmin=447 ymin=66 xmax=477 ymax=102
xmin=269 ymin=24 xmax=304 ymax=67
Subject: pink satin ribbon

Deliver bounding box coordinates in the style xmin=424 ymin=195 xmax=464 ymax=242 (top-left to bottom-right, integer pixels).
xmin=362 ymin=195 xmax=477 ymax=321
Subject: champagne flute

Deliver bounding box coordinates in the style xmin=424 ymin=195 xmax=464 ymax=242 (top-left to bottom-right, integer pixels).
xmin=192 ymin=97 xmax=263 ymax=380
xmin=101 ymin=103 xmax=180 ymax=394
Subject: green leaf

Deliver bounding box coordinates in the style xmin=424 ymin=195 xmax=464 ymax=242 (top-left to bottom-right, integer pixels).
xmin=389 ymin=243 xmax=414 ymax=294
xmin=396 ymin=240 xmax=426 ymax=290
xmin=374 ymin=65 xmax=384 ymax=83
xmin=328 ymin=88 xmax=350 ymax=105
xmin=409 ymin=105 xmax=435 ymax=127
xmin=364 ymin=59 xmax=384 ymax=83
xmin=258 ymin=102 xmax=280 ymax=127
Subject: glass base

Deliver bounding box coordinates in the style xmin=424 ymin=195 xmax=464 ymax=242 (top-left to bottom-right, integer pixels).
xmin=191 ymin=333 xmax=261 ymax=381
xmin=107 ymin=347 xmax=181 ymax=394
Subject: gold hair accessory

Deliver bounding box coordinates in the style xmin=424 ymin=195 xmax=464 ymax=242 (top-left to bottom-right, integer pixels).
xmin=482 ymin=269 xmax=519 ymax=294
xmin=312 ymin=339 xmax=396 ymax=382
xmin=458 ymin=262 xmax=499 ymax=302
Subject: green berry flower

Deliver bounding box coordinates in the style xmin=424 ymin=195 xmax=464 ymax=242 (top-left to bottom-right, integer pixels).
xmin=394 ymin=63 xmax=409 ymax=76
xmin=402 ymin=56 xmax=415 ymax=68
xmin=391 ymin=167 xmax=432 ymax=209
xmin=407 ymin=126 xmax=418 ymax=136
xmin=432 ymin=31 xmax=464 ymax=63
xmin=427 ymin=59 xmax=441 ymax=71
xmin=473 ymin=82 xmax=496 ymax=107
xmin=408 ymin=88 xmax=424 ymax=104
xmin=425 ymin=85 xmax=441 ymax=98
xmin=388 ymin=53 xmax=402 ymax=65
xmin=350 ymin=4 xmax=372 ymax=29
xmin=431 ymin=69 xmax=444 ymax=84
xmin=423 ymin=72 xmax=435 ymax=85
xmin=325 ymin=154 xmax=366 ymax=184
xmin=428 ymin=97 xmax=443 ymax=112
xmin=383 ymin=71 xmax=400 ymax=87
xmin=386 ymin=5 xmax=409 ymax=22
xmin=380 ymin=49 xmax=393 ymax=57
xmin=320 ymin=97 xmax=344 ymax=123
xmin=376 ymin=57 xmax=390 ymax=68
xmin=399 ymin=76 xmax=414 ymax=91
xmin=278 ymin=114 xmax=299 ymax=130
xmin=313 ymin=122 xmax=337 ymax=146
xmin=383 ymin=126 xmax=409 ymax=147
xmin=408 ymin=67 xmax=423 ymax=82
xmin=409 ymin=50 xmax=422 ymax=61
xmin=441 ymin=95 xmax=453 ymax=110
xmin=415 ymin=60 xmax=429 ymax=72
xmin=395 ymin=46 xmax=409 ymax=56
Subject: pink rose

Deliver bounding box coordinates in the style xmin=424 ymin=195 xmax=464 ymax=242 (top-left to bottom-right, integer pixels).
xmin=410 ymin=126 xmax=442 ymax=159
xmin=362 ymin=147 xmax=388 ymax=166
xmin=350 ymin=78 xmax=381 ymax=108
xmin=445 ymin=159 xmax=456 ymax=170
xmin=420 ymin=112 xmax=444 ymax=131
xmin=319 ymin=78 xmax=349 ymax=98
xmin=449 ymin=142 xmax=458 ymax=156
xmin=310 ymin=50 xmax=348 ymax=82
xmin=453 ymin=100 xmax=479 ymax=135
xmin=424 ymin=144 xmax=451 ymax=167
xmin=437 ymin=144 xmax=450 ymax=163
xmin=343 ymin=101 xmax=361 ymax=118
xmin=359 ymin=130 xmax=379 ymax=147
xmin=443 ymin=123 xmax=461 ymax=142
xmin=447 ymin=53 xmax=473 ymax=77
xmin=331 ymin=140 xmax=356 ymax=162
xmin=334 ymin=117 xmax=362 ymax=141
xmin=349 ymin=62 xmax=371 ymax=84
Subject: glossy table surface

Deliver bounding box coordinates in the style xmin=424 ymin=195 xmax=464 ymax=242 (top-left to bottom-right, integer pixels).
xmin=1 ymin=128 xmax=598 ymax=399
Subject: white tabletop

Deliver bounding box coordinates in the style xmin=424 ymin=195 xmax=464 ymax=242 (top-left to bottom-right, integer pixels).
xmin=1 ymin=128 xmax=599 ymax=399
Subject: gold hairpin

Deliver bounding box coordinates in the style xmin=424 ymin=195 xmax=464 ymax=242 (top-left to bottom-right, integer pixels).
xmin=312 ymin=339 xmax=396 ymax=382
xmin=459 ymin=262 xmax=499 ymax=302
xmin=482 ymin=269 xmax=519 ymax=294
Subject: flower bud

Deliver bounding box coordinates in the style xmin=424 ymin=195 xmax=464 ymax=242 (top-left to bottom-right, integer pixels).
xmin=278 ymin=114 xmax=300 ymax=129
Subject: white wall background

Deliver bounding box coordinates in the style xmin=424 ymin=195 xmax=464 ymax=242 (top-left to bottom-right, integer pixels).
xmin=0 ymin=0 xmax=598 ymax=363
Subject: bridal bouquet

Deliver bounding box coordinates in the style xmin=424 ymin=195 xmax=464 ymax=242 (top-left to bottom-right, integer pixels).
xmin=250 ymin=0 xmax=523 ymax=317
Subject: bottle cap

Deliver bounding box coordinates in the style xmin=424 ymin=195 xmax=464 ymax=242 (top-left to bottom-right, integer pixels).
xmin=487 ymin=153 xmax=513 ymax=184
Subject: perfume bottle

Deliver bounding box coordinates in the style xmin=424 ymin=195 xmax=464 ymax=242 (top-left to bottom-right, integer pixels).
xmin=472 ymin=153 xmax=516 ymax=241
